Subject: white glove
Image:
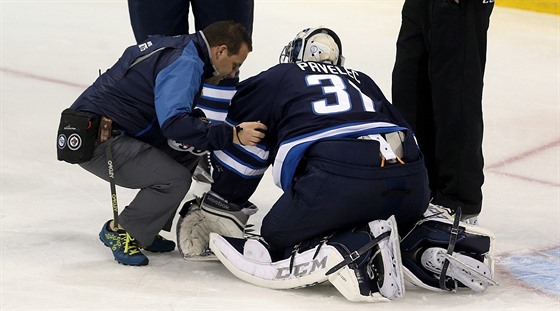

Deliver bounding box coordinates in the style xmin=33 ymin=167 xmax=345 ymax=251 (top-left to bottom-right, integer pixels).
xmin=176 ymin=192 xmax=258 ymax=260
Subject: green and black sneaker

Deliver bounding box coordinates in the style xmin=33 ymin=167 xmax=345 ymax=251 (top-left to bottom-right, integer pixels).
xmin=99 ymin=220 xmax=149 ymax=266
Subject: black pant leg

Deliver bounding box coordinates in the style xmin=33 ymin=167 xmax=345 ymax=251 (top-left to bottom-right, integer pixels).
xmin=392 ymin=0 xmax=437 ymax=197
xmin=429 ymin=0 xmax=493 ymax=214
xmin=190 ymin=0 xmax=254 ymax=36
xmin=393 ymin=0 xmax=493 ymax=215
xmin=127 ymin=0 xmax=190 ymax=43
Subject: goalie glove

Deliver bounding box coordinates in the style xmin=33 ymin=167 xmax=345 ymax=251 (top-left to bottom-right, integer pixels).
xmin=176 ymin=191 xmax=258 ymax=260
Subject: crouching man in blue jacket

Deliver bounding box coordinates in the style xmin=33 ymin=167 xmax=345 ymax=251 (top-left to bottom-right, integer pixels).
xmin=56 ymin=21 xmax=266 ymax=266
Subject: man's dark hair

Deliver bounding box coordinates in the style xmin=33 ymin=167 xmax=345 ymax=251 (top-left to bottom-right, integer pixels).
xmin=203 ymin=21 xmax=253 ymax=55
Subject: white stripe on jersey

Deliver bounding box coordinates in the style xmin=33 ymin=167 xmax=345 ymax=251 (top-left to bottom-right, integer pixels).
xmin=214 ymin=150 xmax=268 ymax=177
xmin=272 ymin=122 xmax=401 ymax=189
xmin=237 ymin=144 xmax=270 ymax=162
xmin=201 ymin=84 xmax=236 ymax=101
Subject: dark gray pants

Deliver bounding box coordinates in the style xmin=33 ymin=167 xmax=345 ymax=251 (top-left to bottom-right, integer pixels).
xmin=80 ymin=134 xmax=199 ymax=246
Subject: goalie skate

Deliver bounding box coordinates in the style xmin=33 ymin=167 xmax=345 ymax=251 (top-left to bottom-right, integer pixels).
xmin=421 ymin=247 xmax=497 ymax=292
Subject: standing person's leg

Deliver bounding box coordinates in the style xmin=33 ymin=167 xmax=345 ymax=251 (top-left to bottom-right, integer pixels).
xmin=127 ymin=0 xmax=190 ymax=43
xmin=190 ymin=0 xmax=254 ymax=36
xmin=80 ymin=135 xmax=192 ymax=247
xmin=428 ymin=0 xmax=493 ymax=216
xmin=454 ymin=0 xmax=493 ymax=216
xmin=392 ymin=0 xmax=437 ymax=194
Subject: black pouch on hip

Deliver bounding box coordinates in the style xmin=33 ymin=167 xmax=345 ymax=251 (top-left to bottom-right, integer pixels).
xmin=56 ymin=108 xmax=100 ymax=164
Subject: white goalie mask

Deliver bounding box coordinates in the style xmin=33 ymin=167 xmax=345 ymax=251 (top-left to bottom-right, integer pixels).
xmin=279 ymin=27 xmax=345 ymax=66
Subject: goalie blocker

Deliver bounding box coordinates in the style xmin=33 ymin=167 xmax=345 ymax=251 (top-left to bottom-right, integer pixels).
xmin=208 ymin=216 xmax=405 ymax=303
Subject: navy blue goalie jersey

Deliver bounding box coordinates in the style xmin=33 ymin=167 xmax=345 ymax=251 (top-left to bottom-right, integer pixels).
xmin=210 ymin=61 xmax=412 ymax=203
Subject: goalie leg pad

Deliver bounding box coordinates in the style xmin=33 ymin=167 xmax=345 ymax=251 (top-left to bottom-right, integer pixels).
xmin=210 ymin=217 xmax=403 ymax=303
xmin=328 ymin=216 xmax=404 ymax=301
xmin=209 ymin=232 xmax=334 ymax=289
xmin=327 ymin=262 xmax=388 ymax=303
xmin=400 ymin=206 xmax=497 ymax=292
xmin=368 ymin=215 xmax=405 ymax=299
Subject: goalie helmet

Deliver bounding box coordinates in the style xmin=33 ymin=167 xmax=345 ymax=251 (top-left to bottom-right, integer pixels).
xmin=279 ymin=27 xmax=345 ymax=66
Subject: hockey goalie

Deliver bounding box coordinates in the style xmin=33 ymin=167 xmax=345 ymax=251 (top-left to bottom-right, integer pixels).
xmin=176 ymin=25 xmax=497 ymax=302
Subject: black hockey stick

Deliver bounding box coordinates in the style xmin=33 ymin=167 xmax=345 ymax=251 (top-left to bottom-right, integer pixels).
xmin=106 ymin=139 xmax=119 ymax=229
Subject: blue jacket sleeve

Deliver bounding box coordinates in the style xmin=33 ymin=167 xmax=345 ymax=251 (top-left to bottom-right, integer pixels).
xmin=161 ymin=113 xmax=234 ymax=150
xmin=155 ymin=43 xmax=202 ymax=124
xmin=155 ymin=42 xmax=234 ymax=150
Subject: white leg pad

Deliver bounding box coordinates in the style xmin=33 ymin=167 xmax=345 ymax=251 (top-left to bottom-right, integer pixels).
xmin=210 ymin=233 xmax=334 ymax=289
xmin=327 ymin=259 xmax=388 ymax=303
xmin=421 ymin=247 xmax=496 ymax=292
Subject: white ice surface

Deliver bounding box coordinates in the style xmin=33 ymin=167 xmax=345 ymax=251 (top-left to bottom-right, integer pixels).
xmin=1 ymin=1 xmax=559 ymax=310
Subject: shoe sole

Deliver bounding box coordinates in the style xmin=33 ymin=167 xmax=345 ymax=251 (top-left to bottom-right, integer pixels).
xmin=142 ymin=247 xmax=175 ymax=253
xmin=99 ymin=237 xmax=149 ymax=266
